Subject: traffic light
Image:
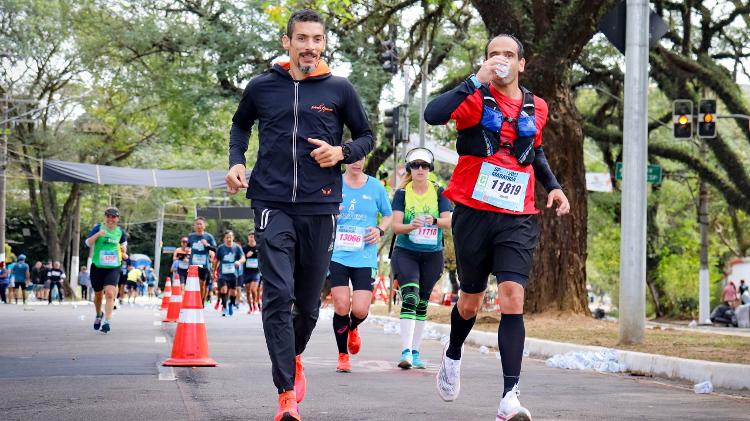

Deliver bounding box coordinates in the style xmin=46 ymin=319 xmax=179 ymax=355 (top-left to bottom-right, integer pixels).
xmin=384 ymin=106 xmax=400 ymax=141
xmin=380 ymin=40 xmax=399 ymax=74
xmin=673 ymin=99 xmax=693 ymax=139
xmin=698 ymin=99 xmax=716 ymax=138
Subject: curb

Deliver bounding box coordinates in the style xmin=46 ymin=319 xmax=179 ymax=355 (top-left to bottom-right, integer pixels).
xmin=369 ymin=315 xmax=750 ymax=390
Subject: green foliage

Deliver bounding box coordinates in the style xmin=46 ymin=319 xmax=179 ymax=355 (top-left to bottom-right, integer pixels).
xmin=586 ymin=190 xmax=621 ymax=305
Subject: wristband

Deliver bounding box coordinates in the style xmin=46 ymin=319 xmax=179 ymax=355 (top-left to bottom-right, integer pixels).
xmin=468 ymin=74 xmax=482 ymax=89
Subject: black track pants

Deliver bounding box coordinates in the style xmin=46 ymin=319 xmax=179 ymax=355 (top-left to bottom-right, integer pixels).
xmin=254 ymin=208 xmax=336 ymax=393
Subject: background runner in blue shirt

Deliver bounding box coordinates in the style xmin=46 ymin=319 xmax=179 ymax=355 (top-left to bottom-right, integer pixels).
xmin=187 ymin=217 xmax=217 ymax=305
xmin=216 ymin=230 xmax=245 ymax=316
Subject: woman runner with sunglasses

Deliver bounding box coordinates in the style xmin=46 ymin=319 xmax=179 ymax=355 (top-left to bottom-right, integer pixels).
xmin=172 ymin=237 xmax=192 ymax=285
xmin=390 ymin=148 xmax=452 ymax=369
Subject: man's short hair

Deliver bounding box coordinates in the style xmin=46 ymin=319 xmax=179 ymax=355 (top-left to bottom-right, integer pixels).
xmin=286 ymin=9 xmax=325 ymax=37
xmin=486 ymin=34 xmax=525 ymax=59
xmin=194 ymin=216 xmax=206 ymax=223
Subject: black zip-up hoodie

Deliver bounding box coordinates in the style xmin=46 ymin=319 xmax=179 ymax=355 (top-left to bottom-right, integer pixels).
xmin=230 ymin=61 xmax=373 ymax=215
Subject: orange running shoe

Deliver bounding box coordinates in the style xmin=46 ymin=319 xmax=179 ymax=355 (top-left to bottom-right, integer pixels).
xmin=294 ymin=355 xmax=306 ymax=403
xmin=273 ymin=391 xmax=301 ymax=421
xmin=347 ymin=327 xmax=361 ymax=355
xmin=336 ymin=353 xmax=352 ymax=373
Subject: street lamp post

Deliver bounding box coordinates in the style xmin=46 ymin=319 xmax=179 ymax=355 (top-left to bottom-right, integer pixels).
xmin=0 ymin=94 xmax=36 ymax=263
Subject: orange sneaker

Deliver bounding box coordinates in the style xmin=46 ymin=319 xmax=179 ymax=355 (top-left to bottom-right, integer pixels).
xmin=347 ymin=327 xmax=361 ymax=355
xmin=294 ymin=355 xmax=306 ymax=403
xmin=336 ymin=353 xmax=352 ymax=373
xmin=274 ymin=391 xmax=301 ymax=421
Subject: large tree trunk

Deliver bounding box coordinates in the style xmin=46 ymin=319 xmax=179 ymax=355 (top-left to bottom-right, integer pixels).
xmin=527 ymin=87 xmax=589 ymax=314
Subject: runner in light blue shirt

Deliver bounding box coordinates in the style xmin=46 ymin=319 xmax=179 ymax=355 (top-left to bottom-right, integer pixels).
xmin=329 ymin=158 xmax=392 ymax=372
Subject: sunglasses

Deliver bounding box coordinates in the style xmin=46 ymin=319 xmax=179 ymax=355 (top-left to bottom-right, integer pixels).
xmin=181 ymin=240 xmax=188 ymax=243
xmin=105 ymin=214 xmax=119 ymax=218
xmin=408 ymin=162 xmax=431 ymax=170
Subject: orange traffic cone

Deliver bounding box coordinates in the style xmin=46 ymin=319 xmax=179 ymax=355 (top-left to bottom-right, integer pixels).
xmin=160 ymin=277 xmax=172 ymax=310
xmin=163 ymin=265 xmax=217 ymax=367
xmin=163 ymin=274 xmax=182 ymax=323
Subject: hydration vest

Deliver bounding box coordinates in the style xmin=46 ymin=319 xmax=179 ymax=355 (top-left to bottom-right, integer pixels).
xmin=455 ymin=85 xmax=537 ymax=165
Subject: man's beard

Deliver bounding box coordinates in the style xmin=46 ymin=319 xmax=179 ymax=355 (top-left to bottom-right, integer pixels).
xmin=299 ymin=64 xmax=317 ymax=74
xmin=298 ymin=52 xmax=319 ymax=74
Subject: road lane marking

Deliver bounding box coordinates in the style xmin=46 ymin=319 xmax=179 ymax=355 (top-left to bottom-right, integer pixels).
xmin=155 ymin=336 xmax=166 ymax=343
xmin=157 ymin=364 xmax=176 ymax=381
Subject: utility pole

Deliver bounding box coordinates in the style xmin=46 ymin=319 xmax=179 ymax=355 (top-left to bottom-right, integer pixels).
xmin=69 ymin=198 xmax=81 ymax=298
xmin=0 ymin=94 xmax=36 ymax=263
xmin=618 ymin=0 xmax=649 ymax=345
xmin=697 ymin=169 xmax=711 ymax=324
xmin=153 ymin=204 xmax=164 ymax=282
xmin=0 ymin=94 xmax=8 ymax=263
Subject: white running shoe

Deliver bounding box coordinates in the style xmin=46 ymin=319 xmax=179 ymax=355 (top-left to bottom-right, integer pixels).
xmin=436 ymin=343 xmax=462 ymax=401
xmin=496 ymin=385 xmax=532 ymax=421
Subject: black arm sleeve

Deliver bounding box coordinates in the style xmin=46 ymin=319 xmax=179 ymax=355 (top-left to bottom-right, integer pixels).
xmin=229 ymin=123 xmax=251 ymax=168
xmin=532 ymin=147 xmax=562 ymax=191
xmin=230 ymin=81 xmax=258 ymax=168
xmin=341 ymin=82 xmax=374 ymax=163
xmin=423 ymin=79 xmax=478 ymax=125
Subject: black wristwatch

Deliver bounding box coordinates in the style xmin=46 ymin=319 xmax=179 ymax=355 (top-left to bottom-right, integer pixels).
xmin=377 ymin=227 xmax=385 ymax=237
xmin=341 ymin=144 xmax=351 ymax=162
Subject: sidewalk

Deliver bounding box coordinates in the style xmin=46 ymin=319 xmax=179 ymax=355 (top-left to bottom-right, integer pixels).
xmin=646 ymin=320 xmax=750 ymax=338
xmin=370 ymin=314 xmax=750 ymax=391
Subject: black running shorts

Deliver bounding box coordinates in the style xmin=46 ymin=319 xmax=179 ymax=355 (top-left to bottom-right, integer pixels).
xmin=329 ymin=261 xmax=375 ymax=291
xmin=90 ymin=265 xmax=121 ymax=292
xmin=452 ymin=204 xmax=539 ymax=292
xmin=197 ymin=266 xmax=211 ymax=283
xmin=177 ymin=268 xmax=188 ymax=285
xmin=390 ymin=247 xmax=444 ymax=293
xmin=218 ymin=277 xmax=237 ymax=289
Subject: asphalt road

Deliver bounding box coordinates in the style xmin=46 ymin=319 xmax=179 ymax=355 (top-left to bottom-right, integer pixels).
xmin=0 ymin=299 xmax=748 ymax=420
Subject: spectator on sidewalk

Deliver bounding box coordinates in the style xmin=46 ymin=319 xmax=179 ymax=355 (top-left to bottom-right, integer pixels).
xmin=41 ymin=261 xmax=52 ymax=301
xmin=47 ymin=261 xmax=66 ymax=304
xmin=31 ymin=261 xmax=43 ymax=299
xmin=722 ymin=281 xmax=738 ymax=307
xmin=0 ymin=261 xmax=8 ymax=303
xmin=738 ymin=280 xmax=748 ymax=297
xmin=78 ymin=266 xmax=91 ymax=301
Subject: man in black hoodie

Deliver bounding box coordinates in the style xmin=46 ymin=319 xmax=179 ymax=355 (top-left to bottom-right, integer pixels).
xmin=225 ymin=9 xmax=373 ymax=421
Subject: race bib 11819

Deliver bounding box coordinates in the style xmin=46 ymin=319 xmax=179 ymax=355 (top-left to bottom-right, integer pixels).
xmin=471 ymin=162 xmax=529 ymax=212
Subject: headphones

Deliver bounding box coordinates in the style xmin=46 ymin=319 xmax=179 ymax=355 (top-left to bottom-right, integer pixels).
xmin=405 ymin=147 xmax=435 ymax=173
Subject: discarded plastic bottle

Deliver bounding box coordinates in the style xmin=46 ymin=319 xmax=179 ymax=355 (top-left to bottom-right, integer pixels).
xmin=693 ymin=381 xmax=713 ymax=394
